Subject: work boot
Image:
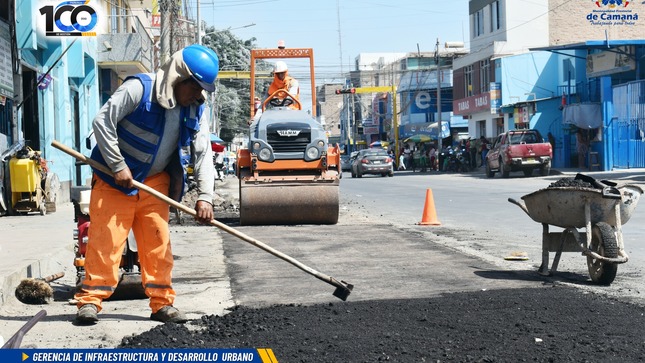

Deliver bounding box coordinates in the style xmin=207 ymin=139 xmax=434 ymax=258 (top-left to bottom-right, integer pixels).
xmin=150 ymin=306 xmax=187 ymax=324
xmin=75 ymin=304 xmax=98 ymax=325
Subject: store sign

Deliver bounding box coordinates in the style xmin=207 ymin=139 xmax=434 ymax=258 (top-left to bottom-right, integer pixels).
xmin=490 ymin=83 xmax=501 ymax=114
xmin=586 ymin=1 xmax=640 ymax=27
xmin=453 ymin=93 xmax=490 ymax=115
xmin=37 ymin=73 xmax=53 ymax=90
xmin=363 ymin=126 xmax=379 ymax=135
xmin=151 ymin=0 xmax=161 ymax=28
xmin=0 ymin=21 xmax=13 ymax=98
xmin=413 ymin=91 xmax=433 ymax=110
xmin=407 ymin=89 xmax=453 ymax=114
xmin=586 ymin=47 xmax=635 ymax=77
xmin=514 ymin=104 xmax=534 ymax=125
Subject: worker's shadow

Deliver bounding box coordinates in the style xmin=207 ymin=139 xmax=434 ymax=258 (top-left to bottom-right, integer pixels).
xmin=0 ymin=311 xmax=160 ymax=327
xmin=474 ymin=268 xmax=593 ymax=285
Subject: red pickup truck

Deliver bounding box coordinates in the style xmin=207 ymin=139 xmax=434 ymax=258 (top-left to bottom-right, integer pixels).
xmin=485 ymin=129 xmax=552 ymax=178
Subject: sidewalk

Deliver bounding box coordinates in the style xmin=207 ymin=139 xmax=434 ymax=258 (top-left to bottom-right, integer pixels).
xmin=0 ymin=203 xmax=76 ymax=308
xmin=553 ymin=167 xmax=645 ymax=183
xmin=0 ymin=177 xmax=240 ymax=310
xmin=0 ymin=178 xmax=238 ymax=347
xmin=396 ymin=164 xmax=645 ymax=182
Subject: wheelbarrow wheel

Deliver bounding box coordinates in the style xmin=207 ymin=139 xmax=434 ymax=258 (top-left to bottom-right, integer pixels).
xmin=587 ymin=222 xmax=618 ymax=285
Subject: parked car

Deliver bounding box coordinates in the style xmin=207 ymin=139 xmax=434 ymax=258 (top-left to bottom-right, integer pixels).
xmin=485 ymin=129 xmax=552 ymax=178
xmin=351 ymin=149 xmax=394 ymax=178
xmin=340 ymin=155 xmax=352 ymax=171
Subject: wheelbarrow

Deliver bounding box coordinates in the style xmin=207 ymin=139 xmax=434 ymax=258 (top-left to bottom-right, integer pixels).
xmin=508 ymin=182 xmax=643 ymax=285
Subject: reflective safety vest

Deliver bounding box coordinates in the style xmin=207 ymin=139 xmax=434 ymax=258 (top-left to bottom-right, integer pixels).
xmin=91 ymin=73 xmax=203 ymax=198
xmin=268 ymin=75 xmax=300 ymax=99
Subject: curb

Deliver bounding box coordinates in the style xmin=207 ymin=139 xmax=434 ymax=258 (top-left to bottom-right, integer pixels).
xmin=0 ymin=241 xmax=75 ymax=308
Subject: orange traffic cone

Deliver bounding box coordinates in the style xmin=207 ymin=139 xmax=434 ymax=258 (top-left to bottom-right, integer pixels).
xmin=417 ymin=188 xmax=441 ymax=225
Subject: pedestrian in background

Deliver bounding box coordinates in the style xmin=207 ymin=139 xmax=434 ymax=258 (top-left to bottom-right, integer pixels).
xmin=419 ymin=146 xmax=428 ymax=172
xmin=410 ymin=147 xmax=418 ymax=172
xmin=403 ymin=145 xmax=411 ymax=169
xmin=479 ymin=136 xmax=490 ymax=168
xmin=74 ymin=44 xmax=219 ymax=325
xmin=547 ymin=132 xmax=556 ymax=164
xmin=429 ymin=147 xmax=437 ymax=171
xmin=398 ymin=153 xmax=406 ymax=170
xmin=576 ymin=128 xmax=589 ymax=169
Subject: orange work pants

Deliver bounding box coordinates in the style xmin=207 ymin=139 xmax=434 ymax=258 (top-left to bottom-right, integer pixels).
xmin=74 ymin=172 xmax=174 ymax=313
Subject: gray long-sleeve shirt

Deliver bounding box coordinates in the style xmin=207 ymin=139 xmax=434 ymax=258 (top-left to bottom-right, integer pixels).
xmin=92 ymin=78 xmax=215 ymax=204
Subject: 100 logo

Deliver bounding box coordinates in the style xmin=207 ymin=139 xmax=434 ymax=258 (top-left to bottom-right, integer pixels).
xmin=39 ymin=1 xmax=98 ymax=36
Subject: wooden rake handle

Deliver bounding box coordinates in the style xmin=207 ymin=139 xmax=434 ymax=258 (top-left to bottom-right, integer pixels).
xmin=42 ymin=272 xmax=65 ymax=283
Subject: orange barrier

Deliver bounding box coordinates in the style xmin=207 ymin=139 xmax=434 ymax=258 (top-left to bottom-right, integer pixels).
xmin=417 ymin=188 xmax=441 ymax=226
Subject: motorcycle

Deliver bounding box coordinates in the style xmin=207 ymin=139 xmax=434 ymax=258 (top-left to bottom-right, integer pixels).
xmin=443 ymin=147 xmax=470 ymax=173
xmin=455 ymin=146 xmax=472 ymax=172
xmin=214 ymin=160 xmax=227 ymax=181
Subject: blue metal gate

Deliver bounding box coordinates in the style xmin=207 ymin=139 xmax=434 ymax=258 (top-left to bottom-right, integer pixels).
xmin=612 ymin=80 xmax=645 ymax=169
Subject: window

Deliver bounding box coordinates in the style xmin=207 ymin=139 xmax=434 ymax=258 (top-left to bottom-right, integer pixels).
xmin=109 ymin=0 xmax=129 ymax=33
xmin=510 ymin=132 xmax=537 ymax=145
xmin=465 ymin=65 xmax=473 ymax=97
xmin=0 ymin=1 xmax=8 ymax=21
xmin=474 ymin=9 xmax=485 ymax=37
xmin=480 ymin=59 xmax=490 ymax=93
xmin=406 ymin=57 xmax=435 ymax=70
xmin=120 ymin=6 xmax=128 ymax=33
xmin=490 ymin=1 xmax=501 ymax=32
xmin=110 ymin=5 xmax=118 ymax=33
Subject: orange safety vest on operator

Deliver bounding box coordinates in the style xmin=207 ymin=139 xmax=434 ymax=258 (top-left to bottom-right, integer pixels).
xmin=268 ymin=75 xmax=300 ymax=100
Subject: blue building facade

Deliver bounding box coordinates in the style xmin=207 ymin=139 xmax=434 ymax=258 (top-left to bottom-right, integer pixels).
xmin=1 ymin=0 xmax=101 ymax=202
xmin=1 ymin=0 xmax=156 ymax=211
xmin=494 ymin=40 xmax=645 ymax=171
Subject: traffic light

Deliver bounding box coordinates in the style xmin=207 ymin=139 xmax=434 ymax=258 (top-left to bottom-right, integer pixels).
xmin=335 ymin=88 xmax=356 ymax=95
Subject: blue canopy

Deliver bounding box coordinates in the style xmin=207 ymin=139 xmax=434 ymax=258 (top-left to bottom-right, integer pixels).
xmin=210 ymin=133 xmax=223 ymax=143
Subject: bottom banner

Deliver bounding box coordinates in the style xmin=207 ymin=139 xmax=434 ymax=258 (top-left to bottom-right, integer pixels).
xmin=0 ymin=348 xmax=278 ymax=363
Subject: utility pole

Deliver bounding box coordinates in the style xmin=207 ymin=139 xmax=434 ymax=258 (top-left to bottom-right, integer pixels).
xmin=436 ymin=38 xmax=442 ymax=154
xmin=351 ymin=90 xmax=357 ymax=152
xmin=159 ymin=0 xmax=171 ymax=65
xmin=336 ymin=0 xmax=343 ymax=75
xmin=196 ymin=0 xmax=201 ymax=44
xmin=345 ymin=94 xmax=351 ymax=152
xmin=195 ymin=0 xmax=202 ymax=44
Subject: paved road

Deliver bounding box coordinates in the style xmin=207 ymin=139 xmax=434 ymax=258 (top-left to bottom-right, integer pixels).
xmin=2 ymin=168 xmax=645 ymax=348
xmin=337 ymin=167 xmax=645 ymax=303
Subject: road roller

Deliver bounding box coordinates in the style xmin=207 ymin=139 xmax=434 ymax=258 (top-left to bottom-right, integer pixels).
xmin=236 ymin=46 xmax=341 ymax=225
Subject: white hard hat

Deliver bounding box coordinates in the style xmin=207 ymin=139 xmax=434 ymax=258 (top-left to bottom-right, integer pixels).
xmin=274 ymin=61 xmax=288 ymax=73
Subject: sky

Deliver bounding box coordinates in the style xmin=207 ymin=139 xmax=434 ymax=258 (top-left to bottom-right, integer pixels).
xmin=191 ymin=0 xmax=470 ymax=83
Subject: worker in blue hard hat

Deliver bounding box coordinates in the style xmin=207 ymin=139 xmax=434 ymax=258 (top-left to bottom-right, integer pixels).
xmin=74 ymin=44 xmax=219 ymax=326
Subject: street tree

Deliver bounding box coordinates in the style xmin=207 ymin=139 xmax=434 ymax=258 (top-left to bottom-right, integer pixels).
xmin=201 ymin=27 xmax=271 ymax=142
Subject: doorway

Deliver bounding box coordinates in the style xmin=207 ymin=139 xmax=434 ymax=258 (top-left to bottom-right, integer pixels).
xmin=20 ymin=68 xmax=40 ymax=150
xmin=70 ymin=88 xmax=82 ymax=185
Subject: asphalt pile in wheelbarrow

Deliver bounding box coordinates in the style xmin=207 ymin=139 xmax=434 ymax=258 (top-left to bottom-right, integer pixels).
xmin=549 ymin=177 xmax=595 ymax=189
xmin=119 ymin=285 xmax=645 ymax=362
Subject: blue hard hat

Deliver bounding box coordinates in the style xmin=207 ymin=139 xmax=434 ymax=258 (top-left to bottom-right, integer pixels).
xmin=182 ymin=44 xmax=219 ymax=92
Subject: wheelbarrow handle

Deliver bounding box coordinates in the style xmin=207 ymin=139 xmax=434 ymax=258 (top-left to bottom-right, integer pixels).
xmin=508 ymin=197 xmax=531 ymax=217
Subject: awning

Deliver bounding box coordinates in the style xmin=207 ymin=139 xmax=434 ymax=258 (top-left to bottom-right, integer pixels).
xmin=530 ymin=39 xmax=645 ymax=52
xmin=499 ymin=96 xmax=556 ymax=111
